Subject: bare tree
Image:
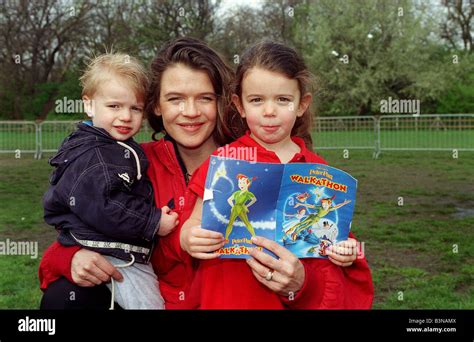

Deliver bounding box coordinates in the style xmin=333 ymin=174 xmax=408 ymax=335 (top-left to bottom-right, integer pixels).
xmin=83 ymin=0 xmax=144 ymax=56
xmin=136 ymin=0 xmax=219 ymax=58
xmin=0 ymin=0 xmax=223 ymax=120
xmin=0 ymin=0 xmax=92 ymax=119
xmin=211 ymin=0 xmax=300 ymax=63
xmin=211 ymin=5 xmax=265 ymax=62
xmin=440 ymin=0 xmax=473 ymax=52
xmin=260 ymin=0 xmax=300 ymax=43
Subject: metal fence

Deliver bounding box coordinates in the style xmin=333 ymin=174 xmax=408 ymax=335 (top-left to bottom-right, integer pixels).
xmin=313 ymin=116 xmax=377 ymax=151
xmin=1 ymin=114 xmax=473 ymax=159
xmin=376 ymin=114 xmax=474 ymax=158
xmin=0 ymin=120 xmax=157 ymax=159
xmin=312 ymin=114 xmax=474 ymax=158
xmin=0 ymin=121 xmax=39 ymax=158
xmin=38 ymin=121 xmax=79 ymax=159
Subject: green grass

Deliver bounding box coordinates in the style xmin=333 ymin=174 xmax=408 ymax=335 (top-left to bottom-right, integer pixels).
xmin=0 ymin=157 xmax=57 ymax=309
xmin=0 ymin=144 xmax=473 ymax=308
xmin=317 ymin=149 xmax=474 ymax=309
xmin=312 ymin=130 xmax=474 ymax=149
xmin=0 ymin=256 xmax=44 ymax=308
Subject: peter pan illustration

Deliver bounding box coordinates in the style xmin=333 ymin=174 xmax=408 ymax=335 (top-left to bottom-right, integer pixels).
xmin=285 ymin=207 xmax=308 ymax=220
xmin=225 ymin=173 xmax=257 ymax=241
xmin=283 ymin=207 xmax=319 ymax=245
xmin=293 ymin=188 xmax=322 ymax=209
xmin=293 ymin=192 xmax=311 ymax=208
xmin=307 ymin=236 xmax=332 ymax=255
xmin=286 ymin=195 xmax=351 ymax=241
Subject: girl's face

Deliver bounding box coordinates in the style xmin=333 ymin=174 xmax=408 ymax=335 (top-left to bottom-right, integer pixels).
xmin=156 ymin=64 xmax=217 ymax=151
xmin=233 ymin=67 xmax=311 ymax=147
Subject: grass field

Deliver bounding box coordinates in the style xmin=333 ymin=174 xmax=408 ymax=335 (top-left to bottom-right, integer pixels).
xmin=0 ymin=144 xmax=473 ymax=309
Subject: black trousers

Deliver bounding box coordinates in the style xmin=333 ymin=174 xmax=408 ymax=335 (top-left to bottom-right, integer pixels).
xmin=40 ymin=277 xmax=122 ymax=310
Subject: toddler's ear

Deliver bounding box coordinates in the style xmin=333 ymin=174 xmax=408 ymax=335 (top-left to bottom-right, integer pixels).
xmin=232 ymin=94 xmax=245 ymax=118
xmin=82 ymin=96 xmax=94 ymax=118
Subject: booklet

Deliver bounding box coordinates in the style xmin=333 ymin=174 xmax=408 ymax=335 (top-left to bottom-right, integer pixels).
xmin=202 ymin=156 xmax=357 ymax=259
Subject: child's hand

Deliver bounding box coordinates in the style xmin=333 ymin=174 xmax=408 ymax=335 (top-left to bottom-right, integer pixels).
xmin=158 ymin=206 xmax=179 ymax=237
xmin=180 ymin=224 xmax=226 ymax=260
xmin=326 ymin=238 xmax=357 ymax=267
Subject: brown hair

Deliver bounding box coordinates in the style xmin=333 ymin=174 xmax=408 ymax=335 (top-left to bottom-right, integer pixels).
xmin=145 ymin=37 xmax=245 ymax=145
xmin=234 ymin=41 xmax=315 ymax=149
xmin=80 ymin=52 xmax=149 ymax=101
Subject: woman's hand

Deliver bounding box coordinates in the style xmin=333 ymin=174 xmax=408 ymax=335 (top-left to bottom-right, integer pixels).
xmin=71 ymin=249 xmax=123 ymax=287
xmin=246 ymin=236 xmax=305 ymax=297
xmin=180 ymin=224 xmax=226 ymax=259
xmin=326 ymin=238 xmax=357 ymax=267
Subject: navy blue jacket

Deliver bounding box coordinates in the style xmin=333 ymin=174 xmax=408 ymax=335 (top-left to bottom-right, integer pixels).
xmin=43 ymin=122 xmax=161 ymax=264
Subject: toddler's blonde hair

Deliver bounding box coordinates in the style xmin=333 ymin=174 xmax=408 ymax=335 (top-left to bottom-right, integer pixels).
xmin=80 ymin=52 xmax=149 ymax=101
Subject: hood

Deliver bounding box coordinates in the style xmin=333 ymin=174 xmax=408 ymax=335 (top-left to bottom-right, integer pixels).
xmin=48 ymin=122 xmax=119 ymax=185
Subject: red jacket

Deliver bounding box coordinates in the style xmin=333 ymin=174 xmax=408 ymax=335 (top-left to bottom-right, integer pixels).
xmin=39 ymin=138 xmax=195 ymax=309
xmin=184 ymin=132 xmax=374 ymax=309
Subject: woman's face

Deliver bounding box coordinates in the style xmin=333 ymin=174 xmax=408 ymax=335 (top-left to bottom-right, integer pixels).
xmin=156 ymin=63 xmax=217 ymax=150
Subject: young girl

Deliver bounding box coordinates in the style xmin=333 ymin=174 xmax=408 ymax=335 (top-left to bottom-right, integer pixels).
xmin=180 ymin=41 xmax=374 ymax=309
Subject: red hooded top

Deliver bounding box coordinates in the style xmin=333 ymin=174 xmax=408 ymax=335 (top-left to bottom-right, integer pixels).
xmin=182 ymin=132 xmax=374 ymax=309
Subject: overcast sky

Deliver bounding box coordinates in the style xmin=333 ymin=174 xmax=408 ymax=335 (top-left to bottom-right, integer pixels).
xmin=218 ymin=0 xmax=264 ymax=15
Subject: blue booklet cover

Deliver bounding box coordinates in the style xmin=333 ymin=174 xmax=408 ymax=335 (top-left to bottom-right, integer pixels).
xmin=202 ymin=156 xmax=357 ymax=259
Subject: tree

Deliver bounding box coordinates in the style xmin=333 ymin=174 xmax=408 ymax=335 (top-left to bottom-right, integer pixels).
xmin=0 ymin=0 xmax=92 ymax=120
xmin=211 ymin=0 xmax=299 ymax=65
xmin=259 ymin=0 xmax=300 ymax=43
xmin=211 ymin=5 xmax=266 ymax=63
xmin=291 ymin=0 xmax=456 ymax=116
xmin=0 ymin=0 xmax=221 ymax=120
xmin=440 ymin=0 xmax=473 ymax=52
xmin=136 ymin=0 xmax=219 ymax=60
